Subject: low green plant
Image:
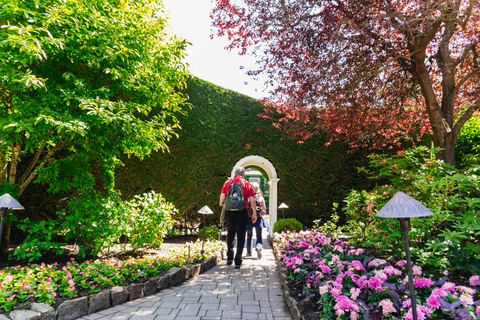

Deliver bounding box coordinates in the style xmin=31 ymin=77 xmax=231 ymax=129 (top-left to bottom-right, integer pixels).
xmin=14 ymin=218 xmax=66 ymax=262
xmin=312 ymin=202 xmax=343 ymax=238
xmin=197 ymin=226 xmax=220 ymax=241
xmin=273 ymin=218 xmax=303 ymax=233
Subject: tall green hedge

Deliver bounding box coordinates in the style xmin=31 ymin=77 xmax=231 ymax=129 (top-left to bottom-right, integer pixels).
xmin=115 ymin=77 xmax=369 ymax=228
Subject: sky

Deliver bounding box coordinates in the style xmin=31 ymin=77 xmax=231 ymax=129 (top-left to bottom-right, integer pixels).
xmin=161 ymin=0 xmax=268 ymax=100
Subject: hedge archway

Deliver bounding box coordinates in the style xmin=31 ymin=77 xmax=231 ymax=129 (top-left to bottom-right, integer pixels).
xmin=231 ymin=155 xmax=279 ymax=228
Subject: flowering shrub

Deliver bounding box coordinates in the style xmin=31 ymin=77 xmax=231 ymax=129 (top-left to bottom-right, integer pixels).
xmin=0 ymin=239 xmax=223 ymax=312
xmin=274 ymin=231 xmax=480 ymax=320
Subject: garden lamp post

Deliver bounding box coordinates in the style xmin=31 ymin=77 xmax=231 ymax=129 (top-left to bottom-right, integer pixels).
xmin=278 ymin=203 xmax=288 ymax=233
xmin=198 ymin=205 xmax=213 ymax=255
xmin=0 ymin=193 xmax=24 ymax=246
xmin=375 ymin=191 xmax=433 ymax=320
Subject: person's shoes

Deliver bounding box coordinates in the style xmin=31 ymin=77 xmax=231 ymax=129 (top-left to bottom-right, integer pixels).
xmin=256 ymin=248 xmax=262 ymax=259
xmin=227 ymin=260 xmax=233 ymax=265
xmin=246 ymin=253 xmax=252 ymax=257
xmin=235 ymin=265 xmax=241 ymax=269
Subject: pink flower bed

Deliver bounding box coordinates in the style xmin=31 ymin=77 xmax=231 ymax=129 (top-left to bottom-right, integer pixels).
xmin=274 ymin=231 xmax=480 ymax=320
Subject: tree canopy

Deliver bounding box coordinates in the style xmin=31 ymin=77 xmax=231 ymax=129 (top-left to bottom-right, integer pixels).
xmin=0 ymin=0 xmax=190 ymax=197
xmin=211 ymin=0 xmax=480 ymax=166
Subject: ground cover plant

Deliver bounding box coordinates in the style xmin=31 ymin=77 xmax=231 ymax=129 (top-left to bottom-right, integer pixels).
xmin=274 ymin=231 xmax=480 ymax=320
xmin=0 ymin=239 xmax=224 ymax=313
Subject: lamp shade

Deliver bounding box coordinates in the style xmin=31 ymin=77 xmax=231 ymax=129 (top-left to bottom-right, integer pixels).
xmin=375 ymin=191 xmax=433 ymax=218
xmin=0 ymin=194 xmax=24 ymax=210
xmin=278 ymin=203 xmax=289 ymax=209
xmin=198 ymin=205 xmax=213 ymax=214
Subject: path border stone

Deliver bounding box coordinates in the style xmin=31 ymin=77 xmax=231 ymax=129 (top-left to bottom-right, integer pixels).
xmin=2 ymin=250 xmax=225 ymax=320
xmin=269 ymin=234 xmax=306 ymax=320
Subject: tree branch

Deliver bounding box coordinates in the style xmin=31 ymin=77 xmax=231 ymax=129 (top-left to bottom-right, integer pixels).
xmin=454 ymin=66 xmax=480 ymax=97
xmin=454 ymin=42 xmax=478 ymax=67
xmin=18 ymin=140 xmax=66 ymax=196
xmin=453 ymin=99 xmax=480 ymax=140
xmin=8 ymin=142 xmax=22 ymax=185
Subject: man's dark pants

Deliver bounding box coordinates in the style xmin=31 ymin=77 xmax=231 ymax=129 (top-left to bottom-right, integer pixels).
xmin=225 ymin=209 xmax=248 ymax=266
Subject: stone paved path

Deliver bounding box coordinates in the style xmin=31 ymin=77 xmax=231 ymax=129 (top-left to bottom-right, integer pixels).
xmin=78 ymin=233 xmax=292 ymax=320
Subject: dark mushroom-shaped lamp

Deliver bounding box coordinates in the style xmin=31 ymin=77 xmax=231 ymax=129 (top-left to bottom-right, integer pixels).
xmin=0 ymin=193 xmax=24 ymax=246
xmin=198 ymin=205 xmax=213 ymax=254
xmin=375 ymin=191 xmax=433 ymax=320
xmin=278 ymin=203 xmax=289 ymax=233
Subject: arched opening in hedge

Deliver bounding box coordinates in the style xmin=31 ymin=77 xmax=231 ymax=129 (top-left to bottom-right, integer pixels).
xmin=230 ymin=155 xmax=279 ymax=230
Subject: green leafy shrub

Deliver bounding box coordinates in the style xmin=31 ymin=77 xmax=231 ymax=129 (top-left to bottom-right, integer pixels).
xmin=13 ymin=190 xmax=176 ymax=260
xmin=273 ymin=218 xmax=303 ymax=233
xmin=342 ymin=146 xmax=480 ymax=277
xmin=455 ymin=114 xmax=480 ymax=168
xmin=198 ymin=226 xmax=220 ymax=241
xmin=14 ymin=218 xmax=66 ymax=262
xmin=312 ymin=202 xmax=343 ymax=238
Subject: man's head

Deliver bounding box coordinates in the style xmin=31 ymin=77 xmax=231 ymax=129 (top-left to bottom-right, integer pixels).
xmin=234 ymin=167 xmax=246 ymax=176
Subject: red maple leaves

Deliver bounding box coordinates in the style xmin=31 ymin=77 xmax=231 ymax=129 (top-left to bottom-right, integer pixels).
xmin=211 ymin=0 xmax=480 ymax=164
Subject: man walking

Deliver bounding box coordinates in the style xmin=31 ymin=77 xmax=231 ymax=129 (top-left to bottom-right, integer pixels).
xmin=219 ymin=167 xmax=257 ymax=269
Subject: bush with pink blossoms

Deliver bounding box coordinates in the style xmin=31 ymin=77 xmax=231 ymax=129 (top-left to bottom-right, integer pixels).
xmin=274 ymin=231 xmax=480 ymax=320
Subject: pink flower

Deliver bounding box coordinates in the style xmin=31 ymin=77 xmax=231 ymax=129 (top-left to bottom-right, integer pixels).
xmin=379 ymin=299 xmax=396 ymax=315
xmin=351 ymin=260 xmax=364 ymax=271
xmin=356 ymin=276 xmax=368 ymax=289
xmin=403 ymin=305 xmax=431 ymax=320
xmin=414 ymin=277 xmax=435 ymax=288
xmin=431 ymin=288 xmax=447 ymax=297
xmin=402 ymin=299 xmax=411 ymax=308
xmin=412 ymin=265 xmax=422 ymax=275
xmin=368 ymin=259 xmax=387 ymax=267
xmin=374 ymin=270 xmax=388 ymax=282
xmin=426 ymin=295 xmax=441 ymax=309
xmin=476 ymin=306 xmax=480 ymax=317
xmin=368 ymin=277 xmax=383 ymax=290
xmin=396 ymin=260 xmax=407 ymax=268
xmin=331 ymin=288 xmax=342 ymax=298
xmin=441 ymin=281 xmax=456 ymax=292
xmin=350 ymin=287 xmax=360 ymax=300
xmin=319 ymin=285 xmax=329 ymax=295
xmin=321 ymin=265 xmax=331 ymax=274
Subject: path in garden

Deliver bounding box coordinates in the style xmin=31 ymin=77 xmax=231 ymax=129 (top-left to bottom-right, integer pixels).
xmin=78 ymin=230 xmax=292 ymax=320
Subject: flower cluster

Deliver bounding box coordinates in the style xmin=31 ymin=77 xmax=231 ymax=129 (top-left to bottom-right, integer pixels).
xmin=0 ymin=240 xmax=224 ymax=312
xmin=274 ymin=231 xmax=479 ymax=320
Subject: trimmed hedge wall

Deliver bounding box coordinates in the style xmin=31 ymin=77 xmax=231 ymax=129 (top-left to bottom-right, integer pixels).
xmin=115 ymin=77 xmax=369 ymax=228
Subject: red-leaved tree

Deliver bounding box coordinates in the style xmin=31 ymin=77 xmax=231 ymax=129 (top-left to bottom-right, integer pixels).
xmin=211 ymin=0 xmax=480 ymax=166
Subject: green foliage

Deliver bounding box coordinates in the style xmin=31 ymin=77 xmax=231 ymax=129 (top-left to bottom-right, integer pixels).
xmin=13 ymin=218 xmax=66 ymax=262
xmin=13 ymin=190 xmax=176 ymax=260
xmin=312 ymin=202 xmax=342 ymax=238
xmin=115 ymin=77 xmax=369 ymax=229
xmin=273 ymin=218 xmax=303 ymax=233
xmin=0 ymin=0 xmax=190 ymax=196
xmin=455 ymin=114 xmax=480 ymax=168
xmin=198 ymin=226 xmax=221 ymax=241
xmin=342 ymin=146 xmax=480 ymax=277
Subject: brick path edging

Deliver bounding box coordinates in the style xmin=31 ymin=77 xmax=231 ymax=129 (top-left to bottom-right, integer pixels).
xmin=0 ymin=250 xmax=226 ymax=320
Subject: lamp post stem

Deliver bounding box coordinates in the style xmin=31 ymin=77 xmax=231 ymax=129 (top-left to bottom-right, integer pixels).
xmin=201 ymin=214 xmax=206 ymax=255
xmin=403 ymin=226 xmax=418 ymax=320
xmin=282 ymin=209 xmax=285 ymax=233
xmin=0 ymin=207 xmax=8 ymax=246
